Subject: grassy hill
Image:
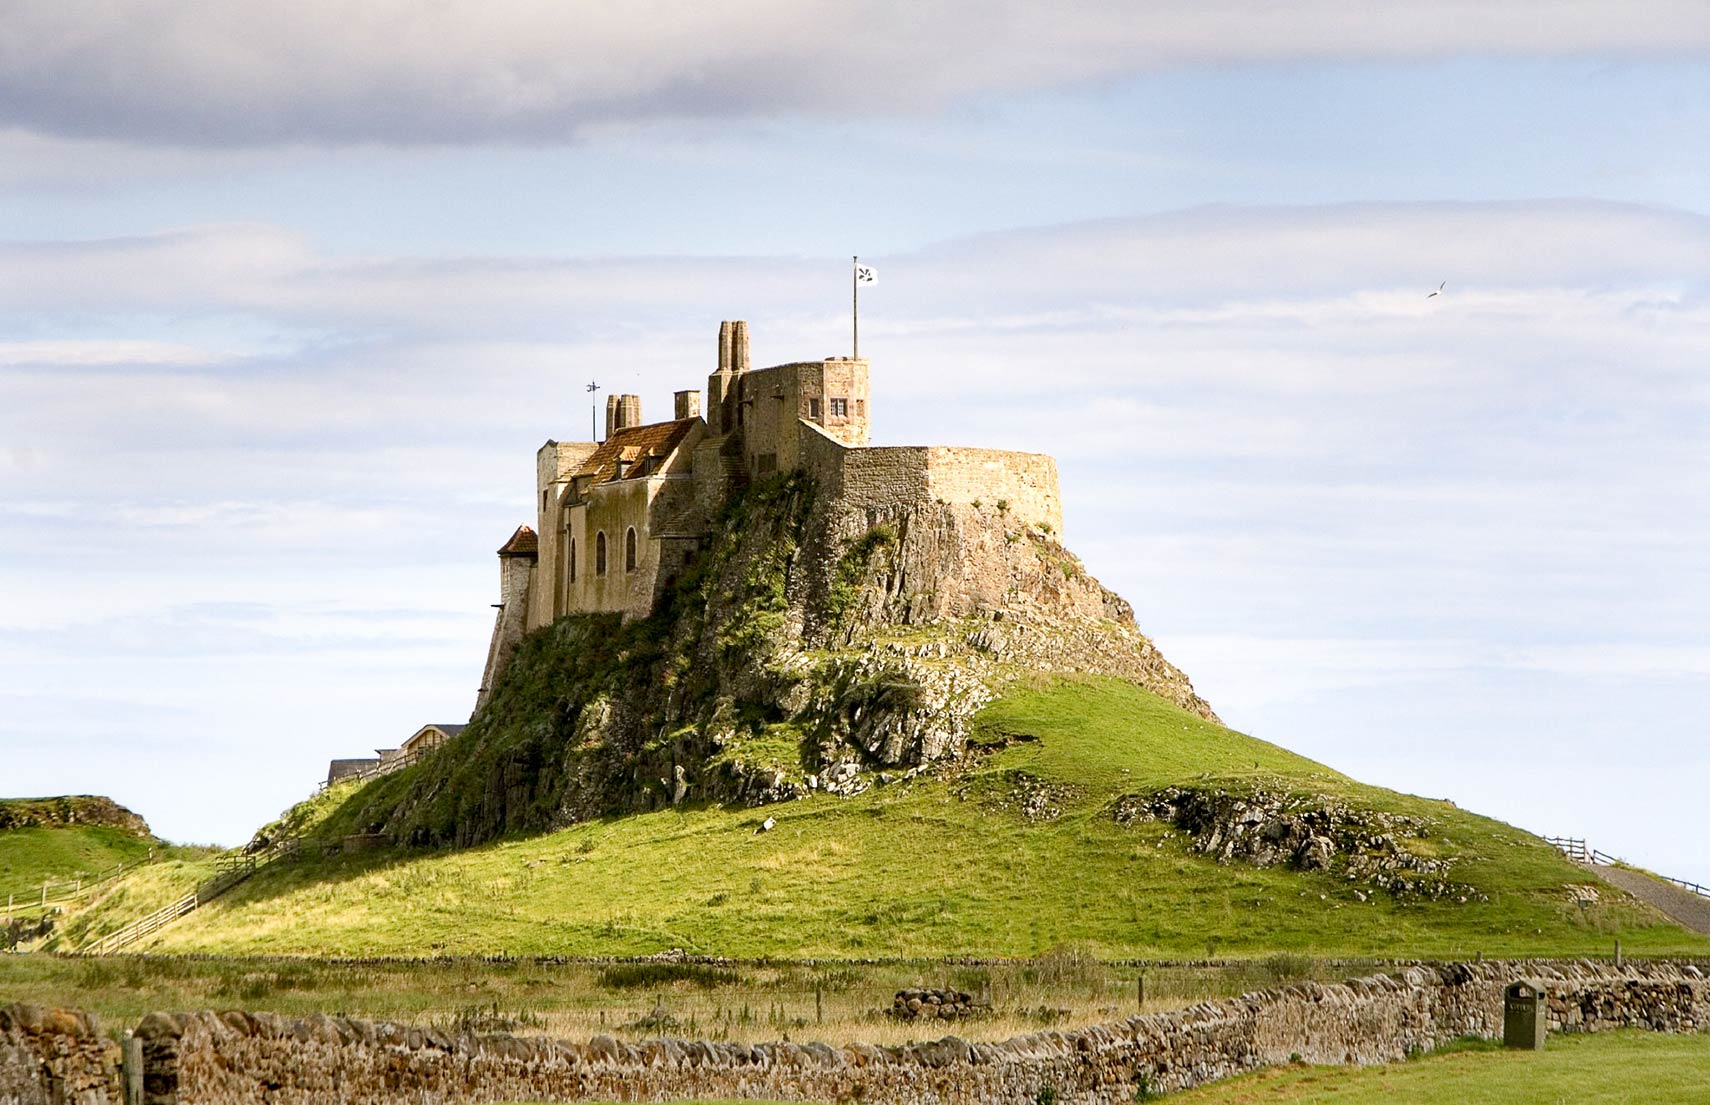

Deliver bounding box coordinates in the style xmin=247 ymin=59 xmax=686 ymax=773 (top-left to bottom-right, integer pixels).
xmin=81 ymin=677 xmax=1705 ymax=959
xmin=0 ymin=796 xmax=155 ymax=899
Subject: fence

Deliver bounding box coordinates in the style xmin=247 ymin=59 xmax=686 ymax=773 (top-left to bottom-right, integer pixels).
xmin=0 ymin=850 xmax=154 ymax=918
xmin=78 ymin=838 xmax=301 ymax=955
xmin=318 ymin=747 xmax=428 ymax=792
xmin=1546 ymin=835 xmax=1709 ymax=900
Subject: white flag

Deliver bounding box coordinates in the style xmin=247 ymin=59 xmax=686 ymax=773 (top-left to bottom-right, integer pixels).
xmin=854 ymin=263 xmax=878 ymax=285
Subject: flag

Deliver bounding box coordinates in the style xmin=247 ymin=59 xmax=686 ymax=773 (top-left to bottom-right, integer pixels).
xmin=854 ymin=263 xmax=878 ymax=285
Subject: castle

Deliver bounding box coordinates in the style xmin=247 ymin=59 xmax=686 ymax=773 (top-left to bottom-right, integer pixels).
xmin=476 ymin=320 xmax=1063 ymax=708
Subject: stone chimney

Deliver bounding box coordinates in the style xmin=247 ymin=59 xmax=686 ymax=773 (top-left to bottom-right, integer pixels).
xmin=731 ymin=320 xmax=750 ymax=372
xmin=718 ymin=321 xmax=734 ymax=376
xmin=674 ymin=389 xmax=702 ymax=420
xmin=604 ymin=394 xmax=642 ymax=438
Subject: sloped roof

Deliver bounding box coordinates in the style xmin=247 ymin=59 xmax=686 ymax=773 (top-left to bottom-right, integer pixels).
xmin=497 ymin=525 xmax=538 ymax=557
xmin=573 ymin=418 xmax=699 ymax=485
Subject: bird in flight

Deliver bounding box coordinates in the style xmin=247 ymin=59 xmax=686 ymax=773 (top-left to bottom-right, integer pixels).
xmin=1427 ymin=281 xmax=1445 ymax=298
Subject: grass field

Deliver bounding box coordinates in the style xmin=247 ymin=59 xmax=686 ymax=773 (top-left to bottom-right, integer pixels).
xmin=0 ymin=823 xmax=154 ymax=903
xmin=1168 ymin=1030 xmax=1710 ymax=1104
xmin=48 ymin=677 xmax=1710 ymax=960
xmin=0 ymin=950 xmax=1384 ymax=1047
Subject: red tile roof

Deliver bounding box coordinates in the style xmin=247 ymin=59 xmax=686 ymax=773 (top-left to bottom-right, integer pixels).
xmin=497 ymin=525 xmax=538 ymax=557
xmin=573 ymin=418 xmax=699 ymax=484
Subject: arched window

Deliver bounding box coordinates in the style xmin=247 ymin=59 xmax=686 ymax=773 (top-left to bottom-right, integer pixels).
xmin=595 ymin=531 xmax=607 ymax=576
xmin=625 ymin=527 xmax=638 ymax=572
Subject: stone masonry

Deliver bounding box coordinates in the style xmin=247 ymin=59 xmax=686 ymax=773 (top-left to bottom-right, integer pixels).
xmin=479 ymin=320 xmax=1067 ymax=692
xmin=7 ymin=961 xmax=1703 ymax=1105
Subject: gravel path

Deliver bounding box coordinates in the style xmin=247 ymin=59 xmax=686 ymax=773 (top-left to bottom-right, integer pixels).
xmin=1591 ymin=864 xmax=1710 ymax=935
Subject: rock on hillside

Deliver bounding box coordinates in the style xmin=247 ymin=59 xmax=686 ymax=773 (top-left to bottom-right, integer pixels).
xmin=0 ymin=796 xmax=150 ymax=838
xmin=326 ymin=473 xmax=1213 ymax=848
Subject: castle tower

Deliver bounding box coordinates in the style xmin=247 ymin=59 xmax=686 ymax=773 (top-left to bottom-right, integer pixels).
xmin=709 ymin=319 xmax=748 ymax=435
xmin=477 ymin=526 xmax=538 ymax=711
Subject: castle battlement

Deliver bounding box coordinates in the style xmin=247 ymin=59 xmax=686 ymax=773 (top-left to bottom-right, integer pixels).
xmin=475 ymin=320 xmax=1062 ymax=709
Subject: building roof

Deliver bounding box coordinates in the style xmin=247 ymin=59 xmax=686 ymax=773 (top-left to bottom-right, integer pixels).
xmin=497 ymin=525 xmax=538 ymax=557
xmin=573 ymin=418 xmax=700 ymax=485
xmin=411 ymin=723 xmax=467 ymax=738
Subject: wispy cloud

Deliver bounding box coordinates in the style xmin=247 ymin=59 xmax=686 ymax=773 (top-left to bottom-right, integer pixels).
xmin=1 ymin=2 xmax=1706 ymax=146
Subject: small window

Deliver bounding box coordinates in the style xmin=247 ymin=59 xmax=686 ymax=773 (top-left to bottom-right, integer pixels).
xmin=808 ymin=397 xmax=822 ymax=420
xmin=625 ymin=527 xmax=638 ymax=572
xmin=568 ymin=538 xmax=577 ymax=583
xmin=595 ymin=531 xmax=607 ymax=576
xmin=541 ymin=489 xmax=548 ymax=511
xmin=829 ymin=397 xmax=848 ymax=418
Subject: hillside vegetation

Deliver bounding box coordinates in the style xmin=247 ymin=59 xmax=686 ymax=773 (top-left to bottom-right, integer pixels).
xmin=87 ymin=677 xmax=1704 ymax=959
xmin=1166 ymin=1031 xmax=1710 ymax=1105
xmin=0 ymin=796 xmax=154 ymax=898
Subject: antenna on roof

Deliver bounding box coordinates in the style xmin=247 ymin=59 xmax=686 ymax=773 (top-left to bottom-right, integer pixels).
xmin=586 ymin=380 xmax=602 ymax=441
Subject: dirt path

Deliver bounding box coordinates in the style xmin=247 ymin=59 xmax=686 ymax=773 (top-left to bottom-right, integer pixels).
xmin=1591 ymin=864 xmax=1710 ymax=935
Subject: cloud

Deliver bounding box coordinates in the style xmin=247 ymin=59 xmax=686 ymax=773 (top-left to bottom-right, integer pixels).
xmin=1 ymin=2 xmax=1707 ymax=146
xmin=3 ymin=198 xmax=1707 ymax=850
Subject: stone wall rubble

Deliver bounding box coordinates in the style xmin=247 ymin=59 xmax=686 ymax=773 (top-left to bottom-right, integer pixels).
xmin=0 ymin=1003 xmax=119 ymax=1105
xmin=6 ymin=961 xmax=1702 ymax=1105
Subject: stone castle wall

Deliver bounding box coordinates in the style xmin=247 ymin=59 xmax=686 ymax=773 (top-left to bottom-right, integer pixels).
xmin=802 ymin=423 xmax=1062 ymax=536
xmin=8 ymin=961 xmax=1698 ymax=1105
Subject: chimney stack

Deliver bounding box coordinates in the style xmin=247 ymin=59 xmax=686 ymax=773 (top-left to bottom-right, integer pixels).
xmin=674 ymin=390 xmax=702 ymax=420
xmin=604 ymin=394 xmax=642 ymax=439
xmin=718 ymin=321 xmax=734 ymax=376
xmin=731 ymin=320 xmax=750 ymax=372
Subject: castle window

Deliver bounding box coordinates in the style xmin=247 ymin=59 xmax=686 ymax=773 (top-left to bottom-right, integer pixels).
xmin=625 ymin=527 xmax=638 ymax=572
xmin=595 ymin=531 xmax=607 ymax=576
xmin=808 ymin=398 xmax=822 ymax=421
xmin=829 ymin=397 xmax=848 ymax=418
xmin=568 ymin=538 xmax=577 ymax=583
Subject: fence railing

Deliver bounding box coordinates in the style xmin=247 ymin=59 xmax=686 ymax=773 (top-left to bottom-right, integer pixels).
xmin=317 ymin=747 xmax=427 ymax=792
xmin=1546 ymin=835 xmax=1709 ymax=900
xmin=78 ymin=838 xmax=301 ymax=955
xmin=1662 ymin=875 xmax=1710 ymax=900
xmin=1 ymin=850 xmax=155 ymax=917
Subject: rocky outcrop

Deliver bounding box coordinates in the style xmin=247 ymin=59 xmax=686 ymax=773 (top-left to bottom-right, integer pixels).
xmin=1115 ymin=784 xmax=1487 ymax=902
xmin=334 ymin=473 xmax=1216 ymax=848
xmin=0 ymin=796 xmax=150 ymax=838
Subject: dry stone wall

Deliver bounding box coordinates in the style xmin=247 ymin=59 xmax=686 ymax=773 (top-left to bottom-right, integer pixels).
xmin=0 ymin=1003 xmax=119 ymax=1105
xmin=4 ymin=961 xmax=1693 ymax=1105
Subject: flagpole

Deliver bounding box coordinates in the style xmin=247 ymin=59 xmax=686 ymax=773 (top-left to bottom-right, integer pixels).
xmin=852 ymin=255 xmax=859 ymax=360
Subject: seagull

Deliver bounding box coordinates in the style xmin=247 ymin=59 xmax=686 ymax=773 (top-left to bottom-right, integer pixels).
xmin=1427 ymin=281 xmax=1445 ymax=298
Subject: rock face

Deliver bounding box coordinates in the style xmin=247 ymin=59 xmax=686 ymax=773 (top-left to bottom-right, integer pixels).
xmin=1114 ymin=785 xmax=1486 ymax=902
xmin=4 ymin=961 xmax=1695 ymax=1105
xmin=0 ymin=796 xmax=150 ymax=838
xmin=340 ymin=473 xmax=1215 ymax=848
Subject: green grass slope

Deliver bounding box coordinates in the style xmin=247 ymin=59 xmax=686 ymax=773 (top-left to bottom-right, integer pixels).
xmin=0 ymin=797 xmax=156 ymax=903
xmin=1167 ymin=1031 xmax=1710 ymax=1105
xmin=96 ymin=677 xmax=1704 ymax=959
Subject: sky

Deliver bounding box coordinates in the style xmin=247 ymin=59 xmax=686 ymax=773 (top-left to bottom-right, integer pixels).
xmin=1 ymin=2 xmax=1707 ymax=889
